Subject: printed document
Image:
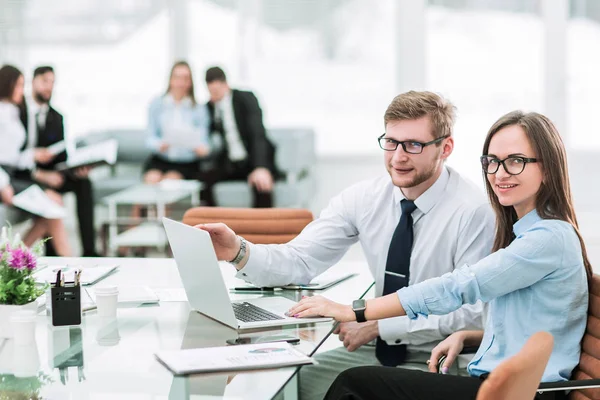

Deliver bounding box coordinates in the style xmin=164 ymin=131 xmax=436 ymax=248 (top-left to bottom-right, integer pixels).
xmin=34 ymin=264 xmax=118 ymax=286
xmin=55 ymin=139 xmax=118 ymax=172
xmin=12 ymin=185 xmax=67 ymax=219
xmin=155 ymin=342 xmax=315 ymax=375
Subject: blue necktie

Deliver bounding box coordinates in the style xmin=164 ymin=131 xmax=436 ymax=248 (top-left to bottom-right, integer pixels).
xmin=376 ymin=199 xmax=417 ymax=367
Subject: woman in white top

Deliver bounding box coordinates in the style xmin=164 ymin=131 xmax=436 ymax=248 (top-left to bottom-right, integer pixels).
xmin=0 ymin=65 xmax=72 ymax=255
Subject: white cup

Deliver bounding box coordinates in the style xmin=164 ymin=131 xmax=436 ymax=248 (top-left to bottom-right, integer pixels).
xmin=10 ymin=310 xmax=37 ymax=346
xmin=94 ymin=286 xmax=119 ymax=318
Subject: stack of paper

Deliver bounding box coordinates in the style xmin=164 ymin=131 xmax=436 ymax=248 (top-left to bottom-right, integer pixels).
xmin=155 ymin=342 xmax=315 ymax=375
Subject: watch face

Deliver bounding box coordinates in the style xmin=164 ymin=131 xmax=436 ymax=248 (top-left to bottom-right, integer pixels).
xmin=352 ymin=299 xmax=366 ymax=311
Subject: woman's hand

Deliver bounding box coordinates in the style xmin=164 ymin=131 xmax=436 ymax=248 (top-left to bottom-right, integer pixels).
xmin=194 ymin=145 xmax=209 ymax=157
xmin=287 ymin=295 xmax=355 ymax=322
xmin=159 ymin=142 xmax=170 ymax=153
xmin=428 ymin=331 xmax=466 ymax=374
xmin=0 ymin=185 xmax=14 ymax=206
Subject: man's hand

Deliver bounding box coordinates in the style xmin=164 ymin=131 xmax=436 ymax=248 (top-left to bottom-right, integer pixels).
xmin=159 ymin=143 xmax=170 ymax=153
xmin=195 ymin=223 xmax=241 ymax=262
xmin=334 ymin=321 xmax=379 ymax=352
xmin=34 ymin=170 xmax=64 ymax=189
xmin=74 ymin=166 xmax=92 ymax=179
xmin=248 ymin=167 xmax=273 ymax=193
xmin=34 ymin=148 xmax=55 ymax=164
xmin=1 ymin=185 xmax=14 ymax=206
xmin=194 ymin=145 xmax=210 ymax=157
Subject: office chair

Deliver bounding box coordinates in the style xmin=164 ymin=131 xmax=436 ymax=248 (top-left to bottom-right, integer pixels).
xmin=182 ymin=207 xmax=313 ymax=244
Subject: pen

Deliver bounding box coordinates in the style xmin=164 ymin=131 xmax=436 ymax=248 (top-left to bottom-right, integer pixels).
xmin=230 ymin=287 xmax=276 ymax=292
xmin=385 ymin=271 xmax=406 ymax=278
xmin=55 ymin=269 xmax=62 ymax=287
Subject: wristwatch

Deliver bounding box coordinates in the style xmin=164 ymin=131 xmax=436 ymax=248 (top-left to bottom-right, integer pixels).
xmin=229 ymin=236 xmax=247 ymax=265
xmin=352 ymin=299 xmax=367 ymax=323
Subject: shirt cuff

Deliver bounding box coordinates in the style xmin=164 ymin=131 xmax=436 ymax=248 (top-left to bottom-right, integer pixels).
xmin=378 ymin=316 xmax=410 ymax=345
xmin=397 ymin=286 xmax=429 ymax=320
xmin=234 ymin=243 xmax=267 ymax=284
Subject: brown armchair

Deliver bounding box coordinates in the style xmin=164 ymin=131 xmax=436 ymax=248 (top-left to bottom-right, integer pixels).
xmin=182 ymin=207 xmax=314 ymax=244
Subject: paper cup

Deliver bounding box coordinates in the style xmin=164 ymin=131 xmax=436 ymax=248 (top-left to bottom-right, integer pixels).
xmin=10 ymin=310 xmax=37 ymax=346
xmin=94 ymin=286 xmax=119 ymax=318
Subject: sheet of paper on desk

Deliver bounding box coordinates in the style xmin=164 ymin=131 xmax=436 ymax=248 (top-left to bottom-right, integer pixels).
xmin=88 ymin=286 xmax=159 ymax=305
xmin=155 ymin=342 xmax=315 ymax=375
xmin=34 ymin=265 xmax=118 ymax=286
xmin=12 ymin=185 xmax=67 ymax=219
xmin=154 ymin=288 xmax=188 ymax=302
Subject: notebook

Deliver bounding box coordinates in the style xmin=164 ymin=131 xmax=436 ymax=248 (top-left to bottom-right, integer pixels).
xmin=34 ymin=265 xmax=118 ymax=286
xmin=155 ymin=342 xmax=315 ymax=375
xmin=82 ymin=286 xmax=159 ymax=311
xmin=55 ymin=139 xmax=118 ymax=172
xmin=12 ymin=185 xmax=67 ymax=219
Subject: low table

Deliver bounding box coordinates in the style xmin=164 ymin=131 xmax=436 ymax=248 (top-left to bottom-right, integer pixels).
xmin=102 ymin=181 xmax=201 ymax=256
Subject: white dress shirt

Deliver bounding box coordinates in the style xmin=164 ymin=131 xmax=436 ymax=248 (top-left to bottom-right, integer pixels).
xmin=0 ymin=102 xmax=35 ymax=189
xmin=238 ymin=166 xmax=495 ymax=352
xmin=216 ymin=91 xmax=248 ymax=161
xmin=24 ymin=96 xmax=49 ymax=151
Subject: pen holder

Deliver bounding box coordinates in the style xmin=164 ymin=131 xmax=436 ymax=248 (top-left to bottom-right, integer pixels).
xmin=50 ymin=282 xmax=82 ymax=327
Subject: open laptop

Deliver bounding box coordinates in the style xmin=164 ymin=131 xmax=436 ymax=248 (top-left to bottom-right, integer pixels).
xmin=162 ymin=218 xmax=332 ymax=330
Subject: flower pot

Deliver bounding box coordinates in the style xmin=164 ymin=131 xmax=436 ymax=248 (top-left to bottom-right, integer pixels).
xmin=0 ymin=302 xmax=38 ymax=338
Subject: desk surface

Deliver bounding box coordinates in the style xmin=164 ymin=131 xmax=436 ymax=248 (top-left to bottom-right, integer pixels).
xmin=0 ymin=257 xmax=373 ymax=400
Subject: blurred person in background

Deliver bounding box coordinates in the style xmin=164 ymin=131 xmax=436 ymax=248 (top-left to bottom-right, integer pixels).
xmin=203 ymin=66 xmax=278 ymax=208
xmin=20 ymin=66 xmax=98 ymax=257
xmin=0 ymin=64 xmax=72 ymax=255
xmin=142 ymin=61 xmax=211 ymax=184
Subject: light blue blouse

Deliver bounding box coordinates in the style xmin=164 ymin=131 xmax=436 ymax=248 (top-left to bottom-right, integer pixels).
xmin=398 ymin=209 xmax=588 ymax=382
xmin=146 ymin=95 xmax=210 ymax=163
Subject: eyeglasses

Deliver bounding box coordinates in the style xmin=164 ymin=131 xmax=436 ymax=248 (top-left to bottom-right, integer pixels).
xmin=480 ymin=155 xmax=538 ymax=175
xmin=378 ymin=134 xmax=449 ymax=154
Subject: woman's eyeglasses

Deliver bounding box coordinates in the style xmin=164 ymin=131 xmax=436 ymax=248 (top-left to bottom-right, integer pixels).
xmin=480 ymin=155 xmax=538 ymax=176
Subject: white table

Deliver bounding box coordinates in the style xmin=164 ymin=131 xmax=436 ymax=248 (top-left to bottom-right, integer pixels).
xmin=0 ymin=256 xmax=374 ymax=400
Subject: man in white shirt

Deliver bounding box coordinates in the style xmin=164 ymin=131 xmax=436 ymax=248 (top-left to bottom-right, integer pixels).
xmin=202 ymin=66 xmax=278 ymax=208
xmin=198 ymin=91 xmax=495 ymax=400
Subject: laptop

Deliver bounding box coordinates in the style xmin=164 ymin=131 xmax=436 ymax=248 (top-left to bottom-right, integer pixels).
xmin=162 ymin=218 xmax=332 ymax=330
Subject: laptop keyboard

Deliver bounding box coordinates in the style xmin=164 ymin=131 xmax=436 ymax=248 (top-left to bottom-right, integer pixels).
xmin=232 ymin=302 xmax=285 ymax=323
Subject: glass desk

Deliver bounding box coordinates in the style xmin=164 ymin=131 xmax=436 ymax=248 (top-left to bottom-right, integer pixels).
xmin=0 ymin=257 xmax=373 ymax=399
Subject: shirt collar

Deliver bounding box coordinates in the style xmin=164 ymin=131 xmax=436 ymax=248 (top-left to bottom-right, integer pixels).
xmin=392 ymin=166 xmax=450 ymax=215
xmin=164 ymin=94 xmax=192 ymax=107
xmin=26 ymin=96 xmax=48 ymax=114
xmin=513 ymin=208 xmax=541 ymax=237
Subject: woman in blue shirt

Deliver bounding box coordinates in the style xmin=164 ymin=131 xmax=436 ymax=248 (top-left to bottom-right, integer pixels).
xmin=143 ymin=61 xmax=211 ymax=183
xmin=288 ymin=111 xmax=591 ymax=400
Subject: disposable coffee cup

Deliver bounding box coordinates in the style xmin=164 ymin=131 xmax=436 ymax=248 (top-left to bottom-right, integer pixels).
xmin=10 ymin=310 xmax=37 ymax=346
xmin=94 ymin=286 xmax=119 ymax=318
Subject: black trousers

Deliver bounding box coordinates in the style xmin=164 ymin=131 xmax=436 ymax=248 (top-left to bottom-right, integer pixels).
xmin=45 ymin=173 xmax=97 ymax=256
xmin=324 ymin=366 xmax=567 ymax=400
xmin=200 ymin=160 xmax=273 ymax=208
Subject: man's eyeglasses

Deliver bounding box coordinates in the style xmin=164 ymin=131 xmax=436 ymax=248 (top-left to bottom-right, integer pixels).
xmin=480 ymin=155 xmax=538 ymax=176
xmin=378 ymin=134 xmax=449 ymax=154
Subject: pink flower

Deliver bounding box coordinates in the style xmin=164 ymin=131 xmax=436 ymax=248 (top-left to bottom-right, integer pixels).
xmin=8 ymin=248 xmax=27 ymax=270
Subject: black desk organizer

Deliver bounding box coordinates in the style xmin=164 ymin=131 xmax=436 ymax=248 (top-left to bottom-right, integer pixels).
xmin=51 ymin=282 xmax=82 ymax=326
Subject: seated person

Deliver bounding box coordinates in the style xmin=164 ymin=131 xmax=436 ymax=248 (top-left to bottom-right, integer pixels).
xmin=202 ymin=66 xmax=278 ymax=208
xmin=20 ymin=66 xmax=98 ymax=257
xmin=289 ymin=111 xmax=589 ymax=400
xmin=143 ymin=61 xmax=210 ymax=184
xmin=0 ymin=65 xmax=72 ymax=256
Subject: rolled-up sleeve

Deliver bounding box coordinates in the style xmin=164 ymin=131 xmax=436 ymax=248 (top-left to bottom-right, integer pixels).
xmin=398 ymin=223 xmax=565 ymax=319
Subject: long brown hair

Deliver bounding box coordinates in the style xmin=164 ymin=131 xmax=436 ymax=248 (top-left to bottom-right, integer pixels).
xmin=482 ymin=111 xmax=592 ymax=281
xmin=165 ymin=61 xmax=196 ymax=105
xmin=0 ymin=65 xmax=23 ymax=102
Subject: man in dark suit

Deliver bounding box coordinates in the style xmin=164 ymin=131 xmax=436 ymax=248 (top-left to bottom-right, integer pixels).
xmin=21 ymin=66 xmax=98 ymax=256
xmin=203 ymin=66 xmax=277 ymax=208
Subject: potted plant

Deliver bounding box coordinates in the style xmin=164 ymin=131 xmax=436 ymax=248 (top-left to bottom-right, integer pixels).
xmin=0 ymin=227 xmax=46 ymax=338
